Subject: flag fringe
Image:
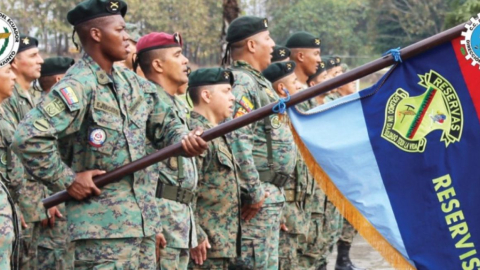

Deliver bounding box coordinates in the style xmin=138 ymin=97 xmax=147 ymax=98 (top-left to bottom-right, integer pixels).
xmin=290 ymin=125 xmax=415 ymax=270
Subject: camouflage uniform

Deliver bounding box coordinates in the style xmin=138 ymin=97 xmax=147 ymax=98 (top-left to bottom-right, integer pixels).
xmin=323 ymin=92 xmax=341 ymax=103
xmin=278 ymin=88 xmax=315 ymax=270
xmin=0 ymin=108 xmax=21 ymax=269
xmin=150 ymin=86 xmax=197 ymax=270
xmin=12 ymin=54 xmax=187 ymax=268
xmin=231 ymin=60 xmax=297 ymax=270
xmin=187 ymin=111 xmax=241 ymax=269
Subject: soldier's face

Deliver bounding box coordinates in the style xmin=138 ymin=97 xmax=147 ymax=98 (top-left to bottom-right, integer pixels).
xmin=12 ymin=48 xmax=44 ymax=82
xmin=254 ymin=31 xmax=275 ymax=71
xmin=312 ymin=70 xmax=329 ymax=85
xmin=124 ymin=40 xmax=137 ymax=70
xmin=278 ymin=73 xmax=301 ymax=96
xmin=0 ymin=64 xmax=16 ymax=101
xmin=333 ymin=66 xmax=343 ymax=77
xmin=100 ymin=16 xmax=130 ymax=62
xmin=209 ymin=84 xmax=235 ymax=121
xmin=161 ymin=47 xmax=189 ymax=85
xmin=303 ymin=48 xmax=321 ymax=76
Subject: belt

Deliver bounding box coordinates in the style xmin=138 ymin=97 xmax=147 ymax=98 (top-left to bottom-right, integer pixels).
xmin=284 ymin=189 xmax=306 ymax=202
xmin=156 ymin=183 xmax=195 ymax=205
xmin=258 ymin=171 xmax=293 ymax=188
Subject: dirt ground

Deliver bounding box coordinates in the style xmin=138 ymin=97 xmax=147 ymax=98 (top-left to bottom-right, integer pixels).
xmin=326 ymin=235 xmax=394 ymax=270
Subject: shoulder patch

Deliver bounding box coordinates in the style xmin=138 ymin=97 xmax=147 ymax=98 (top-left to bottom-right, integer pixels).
xmin=234 ymin=107 xmax=248 ymax=118
xmin=239 ymin=96 xmax=254 ymax=112
xmin=60 ymin=87 xmax=79 ymax=105
xmin=33 ymin=118 xmax=51 ymax=132
xmin=43 ymin=97 xmax=66 ymax=117
xmin=129 ymin=97 xmax=144 ymax=114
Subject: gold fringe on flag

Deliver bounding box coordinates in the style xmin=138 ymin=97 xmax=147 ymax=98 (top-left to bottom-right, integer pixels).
xmin=290 ymin=124 xmax=415 ymax=270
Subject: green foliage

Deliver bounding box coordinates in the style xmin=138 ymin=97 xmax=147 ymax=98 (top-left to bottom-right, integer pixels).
xmin=445 ymin=0 xmax=480 ymax=28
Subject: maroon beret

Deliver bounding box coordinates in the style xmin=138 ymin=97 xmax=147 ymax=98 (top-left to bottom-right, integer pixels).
xmin=136 ymin=32 xmax=182 ymax=55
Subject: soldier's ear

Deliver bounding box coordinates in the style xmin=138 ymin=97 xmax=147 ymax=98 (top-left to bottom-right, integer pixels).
xmin=10 ymin=57 xmax=19 ymax=71
xmin=151 ymin=59 xmax=163 ymax=74
xmin=54 ymin=75 xmax=62 ymax=83
xmin=200 ymin=88 xmax=211 ymax=104
xmin=246 ymin=39 xmax=256 ymax=54
xmin=297 ymin=51 xmax=305 ymax=62
xmin=275 ymin=82 xmax=286 ymax=97
xmin=90 ymin=27 xmax=102 ymax=43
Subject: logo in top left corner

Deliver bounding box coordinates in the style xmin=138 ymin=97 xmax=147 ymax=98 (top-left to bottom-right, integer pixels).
xmin=0 ymin=12 xmax=20 ymax=68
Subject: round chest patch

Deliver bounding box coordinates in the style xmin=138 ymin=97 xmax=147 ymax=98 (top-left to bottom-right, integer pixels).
xmin=271 ymin=115 xmax=282 ymax=129
xmin=169 ymin=157 xmax=178 ymax=170
xmin=89 ymin=128 xmax=107 ymax=147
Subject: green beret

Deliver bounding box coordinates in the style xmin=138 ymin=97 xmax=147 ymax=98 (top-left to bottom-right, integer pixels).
xmin=126 ymin=23 xmax=141 ymax=43
xmin=227 ymin=16 xmax=269 ymax=43
xmin=41 ymin=57 xmax=75 ymax=77
xmin=188 ymin=68 xmax=234 ymax=88
xmin=67 ymin=0 xmax=127 ymax=26
xmin=18 ymin=35 xmax=38 ymax=53
xmin=325 ymin=57 xmax=337 ymax=70
xmin=307 ymin=61 xmax=327 ymax=83
xmin=285 ymin=31 xmax=321 ymax=49
xmin=271 ymin=46 xmax=291 ymax=62
xmin=262 ymin=61 xmax=296 ymax=84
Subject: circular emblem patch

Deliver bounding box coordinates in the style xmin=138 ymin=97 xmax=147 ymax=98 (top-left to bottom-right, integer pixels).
xmin=461 ymin=15 xmax=480 ymax=68
xmin=0 ymin=12 xmax=20 ymax=68
xmin=89 ymin=128 xmax=107 ymax=147
xmin=271 ymin=115 xmax=282 ymax=129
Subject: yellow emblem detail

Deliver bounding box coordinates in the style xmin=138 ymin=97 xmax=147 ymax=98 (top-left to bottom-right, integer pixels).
xmin=22 ymin=37 xmax=30 ymax=45
xmin=279 ymin=49 xmax=286 ymax=57
xmin=0 ymin=33 xmax=11 ymax=40
xmin=320 ymin=62 xmax=325 ymax=68
xmin=110 ymin=1 xmax=119 ymax=9
xmin=286 ymin=63 xmax=292 ymax=70
xmin=336 ymin=57 xmax=341 ymax=63
xmin=224 ymin=72 xmax=229 ymax=79
xmin=264 ymin=19 xmax=268 ymax=28
xmin=315 ymin=38 xmax=321 ymax=45
xmin=382 ymin=70 xmax=463 ymax=153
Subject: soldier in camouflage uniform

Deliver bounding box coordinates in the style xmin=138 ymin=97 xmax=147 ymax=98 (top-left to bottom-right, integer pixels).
xmin=3 ymin=34 xmax=49 ymax=270
xmin=323 ymin=56 xmax=343 ymax=103
xmin=12 ymin=0 xmax=206 ymax=268
xmin=186 ymin=67 xmax=244 ymax=269
xmin=33 ymin=57 xmax=77 ymax=270
xmin=224 ymin=16 xmax=297 ymax=270
xmin=135 ymin=32 xmax=200 ymax=270
xmin=297 ymin=60 xmax=345 ymax=270
xmin=306 ymin=62 xmax=331 ymax=105
xmin=262 ymin=61 xmax=311 ymax=270
xmin=0 ymin=63 xmax=21 ymax=270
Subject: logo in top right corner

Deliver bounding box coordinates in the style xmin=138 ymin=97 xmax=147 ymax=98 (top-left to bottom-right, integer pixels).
xmin=461 ymin=14 xmax=480 ymax=67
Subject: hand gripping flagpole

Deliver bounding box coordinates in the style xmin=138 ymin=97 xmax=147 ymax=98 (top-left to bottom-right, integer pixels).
xmin=43 ymin=23 xmax=466 ymax=209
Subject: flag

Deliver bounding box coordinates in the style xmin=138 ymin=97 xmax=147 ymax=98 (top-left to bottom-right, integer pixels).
xmin=288 ymin=35 xmax=480 ymax=269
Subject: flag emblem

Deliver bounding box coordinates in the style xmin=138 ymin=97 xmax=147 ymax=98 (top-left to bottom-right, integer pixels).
xmin=381 ymin=70 xmax=463 ymax=153
xmin=60 ymin=87 xmax=79 ymax=105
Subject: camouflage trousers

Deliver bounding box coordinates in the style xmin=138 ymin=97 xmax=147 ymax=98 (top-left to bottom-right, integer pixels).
xmin=0 ymin=201 xmax=15 ymax=269
xmin=338 ymin=219 xmax=357 ymax=244
xmin=74 ymin=236 xmax=156 ymax=269
xmin=19 ymin=218 xmax=74 ymax=270
xmin=241 ymin=202 xmax=283 ymax=270
xmin=188 ymin=257 xmax=237 ymax=270
xmin=298 ymin=199 xmax=343 ymax=268
xmin=157 ymin=247 xmax=189 ymax=270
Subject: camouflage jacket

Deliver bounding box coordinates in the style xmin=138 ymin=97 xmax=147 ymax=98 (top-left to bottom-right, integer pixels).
xmin=0 ymin=108 xmax=25 ymax=204
xmin=297 ymin=82 xmax=318 ymax=112
xmin=188 ymin=111 xmax=241 ymax=258
xmin=231 ymin=60 xmax=296 ymax=205
xmin=12 ymin=54 xmax=186 ymax=241
xmin=151 ymin=85 xmax=197 ymax=249
xmin=30 ymin=84 xmax=44 ymax=105
xmin=2 ymin=84 xmax=48 ymax=222
xmin=324 ymin=91 xmax=342 ymax=103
